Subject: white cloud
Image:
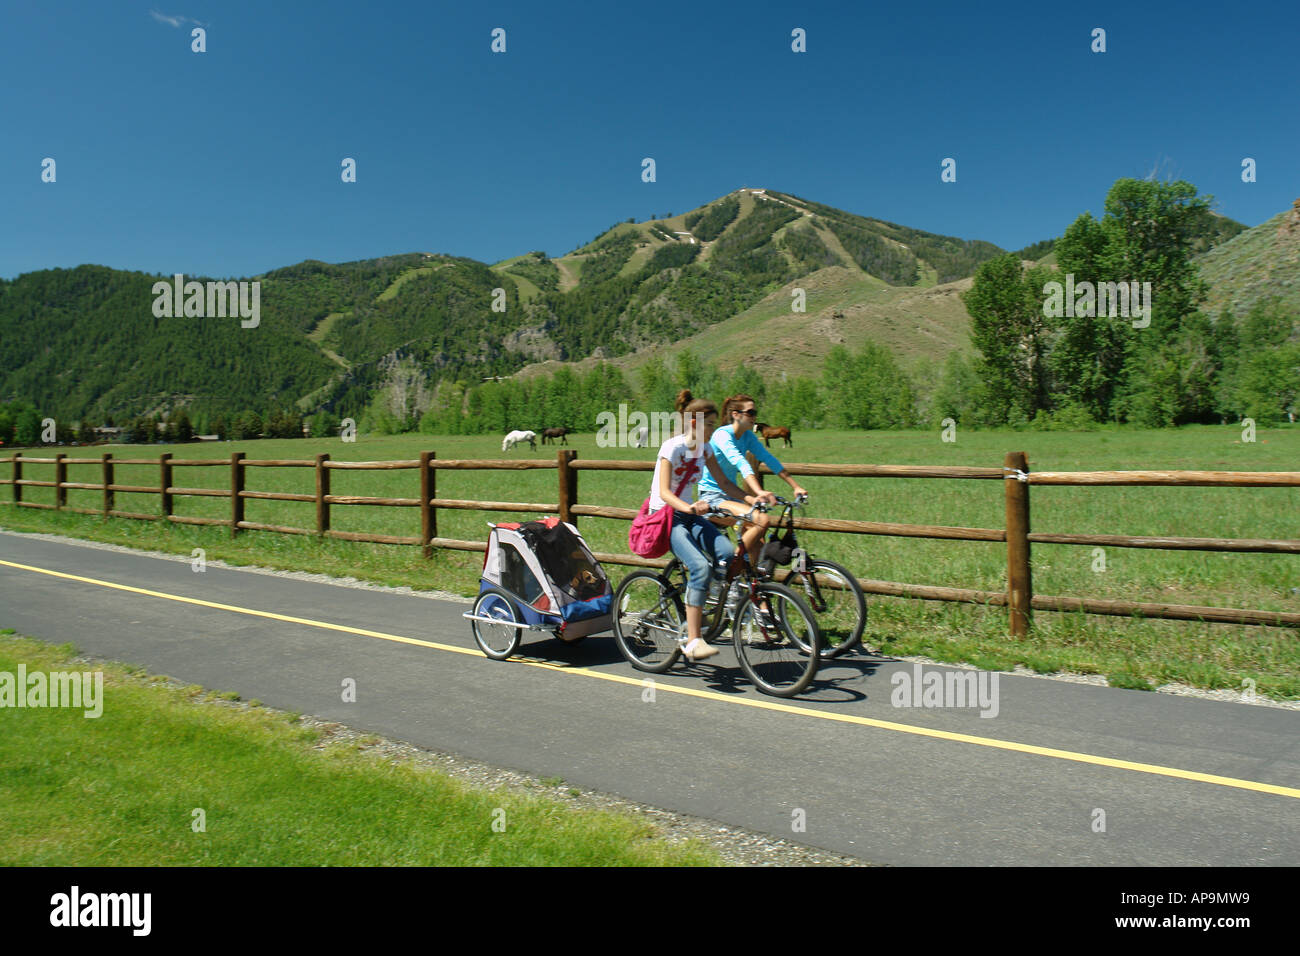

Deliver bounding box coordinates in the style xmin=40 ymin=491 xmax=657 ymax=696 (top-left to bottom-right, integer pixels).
xmin=150 ymin=10 xmax=207 ymax=28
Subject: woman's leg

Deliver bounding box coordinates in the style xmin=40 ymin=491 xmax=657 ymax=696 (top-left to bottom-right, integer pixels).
xmin=708 ymin=496 xmax=771 ymax=569
xmin=698 ymin=514 xmax=735 ymax=568
xmin=670 ymin=515 xmax=714 ymax=643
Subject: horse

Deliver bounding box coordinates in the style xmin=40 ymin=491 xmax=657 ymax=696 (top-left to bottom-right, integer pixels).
xmin=540 ymin=426 xmax=569 ymax=446
xmin=631 ymin=425 xmax=649 ymax=449
xmin=502 ymin=429 xmax=537 ymax=452
xmin=755 ymin=423 xmax=792 ymax=448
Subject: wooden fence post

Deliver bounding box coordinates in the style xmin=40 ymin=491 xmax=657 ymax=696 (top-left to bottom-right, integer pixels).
xmin=558 ymin=449 xmax=578 ymax=526
xmin=230 ymin=451 xmax=245 ymax=537
xmin=746 ymin=451 xmax=764 ymax=490
xmin=429 ymin=451 xmax=437 ymax=543
xmin=1004 ymin=450 xmax=1033 ymax=637
xmin=419 ymin=450 xmax=433 ymax=558
xmin=55 ymin=453 xmax=67 ymax=510
xmin=11 ymin=452 xmax=20 ymax=505
xmin=102 ymin=452 xmax=114 ymax=515
xmin=316 ymin=453 xmax=330 ymax=536
xmin=160 ymin=452 xmax=173 ymax=518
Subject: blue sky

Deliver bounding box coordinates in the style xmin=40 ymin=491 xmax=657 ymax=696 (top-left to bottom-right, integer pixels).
xmin=2 ymin=0 xmax=1297 ymax=280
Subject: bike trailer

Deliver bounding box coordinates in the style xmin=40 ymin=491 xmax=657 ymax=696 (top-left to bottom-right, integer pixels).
xmin=478 ymin=517 xmax=613 ymax=640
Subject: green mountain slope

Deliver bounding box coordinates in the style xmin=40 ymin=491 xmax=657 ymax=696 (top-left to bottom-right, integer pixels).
xmin=0 ymin=188 xmax=1016 ymax=424
xmin=1198 ymin=200 xmax=1300 ymax=317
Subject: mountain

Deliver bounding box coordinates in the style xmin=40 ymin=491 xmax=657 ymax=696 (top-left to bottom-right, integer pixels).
xmin=0 ymin=188 xmax=1012 ymax=423
xmin=1197 ymin=199 xmax=1300 ymax=318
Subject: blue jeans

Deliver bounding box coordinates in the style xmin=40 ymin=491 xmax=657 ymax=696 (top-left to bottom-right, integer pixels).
xmin=670 ymin=512 xmax=734 ymax=607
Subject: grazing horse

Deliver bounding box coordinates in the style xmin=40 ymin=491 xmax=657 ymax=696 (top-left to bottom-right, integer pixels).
xmin=540 ymin=426 xmax=569 ymax=446
xmin=502 ymin=429 xmax=537 ymax=452
xmin=755 ymin=423 xmax=793 ymax=448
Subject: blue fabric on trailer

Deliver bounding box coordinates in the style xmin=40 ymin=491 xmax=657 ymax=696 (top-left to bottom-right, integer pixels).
xmin=520 ymin=603 xmax=552 ymax=626
xmin=561 ymin=593 xmax=613 ymax=622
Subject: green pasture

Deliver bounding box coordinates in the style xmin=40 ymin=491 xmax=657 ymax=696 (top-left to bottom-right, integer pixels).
xmin=2 ymin=425 xmax=1297 ymax=698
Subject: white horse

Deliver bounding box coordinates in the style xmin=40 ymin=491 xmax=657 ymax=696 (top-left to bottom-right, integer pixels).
xmin=631 ymin=425 xmax=649 ymax=448
xmin=502 ymin=429 xmax=537 ymax=452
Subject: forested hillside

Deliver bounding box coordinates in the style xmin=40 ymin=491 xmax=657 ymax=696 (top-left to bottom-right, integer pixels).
xmin=0 ymin=188 xmax=1011 ymax=431
xmin=2 ymin=184 xmax=1279 ymax=438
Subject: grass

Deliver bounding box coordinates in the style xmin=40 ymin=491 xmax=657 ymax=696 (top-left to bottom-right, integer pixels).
xmin=2 ymin=426 xmax=1297 ymax=699
xmin=0 ymin=630 xmax=720 ymax=866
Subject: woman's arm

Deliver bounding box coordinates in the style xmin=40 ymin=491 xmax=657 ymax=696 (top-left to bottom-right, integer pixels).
xmin=660 ymin=457 xmax=707 ymax=513
xmin=745 ymin=432 xmax=803 ymax=498
xmin=705 ymin=453 xmax=753 ymax=502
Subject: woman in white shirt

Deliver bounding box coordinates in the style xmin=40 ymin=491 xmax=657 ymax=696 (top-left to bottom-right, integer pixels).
xmin=649 ymin=391 xmax=756 ymax=661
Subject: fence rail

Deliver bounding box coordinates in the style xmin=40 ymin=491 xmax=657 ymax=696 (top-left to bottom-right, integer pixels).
xmin=2 ymin=447 xmax=1297 ymax=632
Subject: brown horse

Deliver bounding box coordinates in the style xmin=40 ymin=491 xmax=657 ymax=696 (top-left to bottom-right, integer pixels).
xmin=541 ymin=426 xmax=569 ymax=445
xmin=755 ymin=423 xmax=792 ymax=448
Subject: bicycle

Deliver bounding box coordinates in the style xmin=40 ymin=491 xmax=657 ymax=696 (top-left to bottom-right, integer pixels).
xmin=611 ymin=502 xmax=822 ymax=698
xmin=757 ymin=494 xmax=867 ymax=659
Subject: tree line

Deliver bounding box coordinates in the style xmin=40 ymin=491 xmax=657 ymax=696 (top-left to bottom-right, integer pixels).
xmin=962 ymin=178 xmax=1297 ymax=426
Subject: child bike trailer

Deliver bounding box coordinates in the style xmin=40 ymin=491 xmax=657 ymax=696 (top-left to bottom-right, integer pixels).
xmin=464 ymin=516 xmax=613 ymax=659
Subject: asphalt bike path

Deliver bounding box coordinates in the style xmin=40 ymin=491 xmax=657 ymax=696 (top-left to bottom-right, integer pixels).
xmin=1 ymin=531 xmax=1296 ymax=865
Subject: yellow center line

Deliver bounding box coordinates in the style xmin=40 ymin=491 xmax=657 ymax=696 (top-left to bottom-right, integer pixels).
xmin=3 ymin=557 xmax=1297 ymax=800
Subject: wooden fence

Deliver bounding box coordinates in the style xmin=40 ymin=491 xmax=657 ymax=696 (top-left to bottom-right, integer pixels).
xmin=2 ymin=448 xmax=1298 ymax=634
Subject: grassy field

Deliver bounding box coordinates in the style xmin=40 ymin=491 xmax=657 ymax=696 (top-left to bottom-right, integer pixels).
xmin=0 ymin=630 xmax=719 ymax=866
xmin=2 ymin=425 xmax=1297 ymax=698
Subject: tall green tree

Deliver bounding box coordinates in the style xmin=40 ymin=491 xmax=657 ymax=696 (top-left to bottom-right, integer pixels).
xmin=962 ymin=254 xmax=1054 ymax=423
xmin=823 ymin=342 xmax=915 ymax=429
xmin=1051 ymin=179 xmax=1214 ymax=421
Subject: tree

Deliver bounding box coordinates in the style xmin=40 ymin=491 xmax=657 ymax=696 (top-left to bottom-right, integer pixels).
xmin=231 ymin=411 xmax=262 ymax=441
xmin=1124 ymin=335 xmax=1218 ymax=427
xmin=1099 ymin=178 xmax=1210 ymax=343
xmin=1051 ymin=179 xmax=1215 ymax=422
xmin=16 ymin=407 xmax=42 ymax=445
xmin=963 ymin=254 xmax=1054 ymax=424
xmin=928 ymin=352 xmax=985 ymax=426
xmin=1233 ymin=343 xmax=1300 ymax=424
xmin=171 ymin=408 xmax=194 ymax=442
xmin=823 ymin=343 xmax=915 ymax=429
xmin=767 ymin=375 xmax=823 ymax=429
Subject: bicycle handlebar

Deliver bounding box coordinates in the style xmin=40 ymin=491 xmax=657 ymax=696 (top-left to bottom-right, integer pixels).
xmin=769 ymin=493 xmax=809 ymax=508
xmin=705 ymin=501 xmax=768 ymax=523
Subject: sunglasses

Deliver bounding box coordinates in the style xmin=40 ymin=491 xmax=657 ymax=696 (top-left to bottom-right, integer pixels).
xmin=736 ymin=408 xmax=757 ymax=417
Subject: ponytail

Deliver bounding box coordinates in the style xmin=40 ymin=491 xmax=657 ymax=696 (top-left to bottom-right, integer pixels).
xmin=721 ymin=393 xmax=755 ymax=424
xmin=673 ymin=389 xmax=717 ymax=443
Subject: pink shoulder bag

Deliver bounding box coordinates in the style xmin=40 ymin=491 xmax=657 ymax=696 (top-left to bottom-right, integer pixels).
xmin=628 ymin=468 xmax=695 ymax=559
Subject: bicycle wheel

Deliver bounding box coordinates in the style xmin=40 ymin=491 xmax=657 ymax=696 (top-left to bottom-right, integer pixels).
xmin=612 ymin=570 xmax=684 ymax=673
xmin=732 ymin=582 xmax=820 ymax=697
xmin=470 ymin=586 xmax=524 ymax=660
xmin=783 ymin=559 xmax=866 ymax=659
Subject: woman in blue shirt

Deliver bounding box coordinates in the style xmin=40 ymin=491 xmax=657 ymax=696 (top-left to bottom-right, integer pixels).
xmin=697 ymin=394 xmax=808 ymax=572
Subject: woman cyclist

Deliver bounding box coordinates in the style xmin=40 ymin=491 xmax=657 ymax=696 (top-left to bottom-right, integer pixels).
xmin=647 ymin=390 xmax=758 ymax=662
xmin=697 ymin=394 xmax=808 ymax=574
